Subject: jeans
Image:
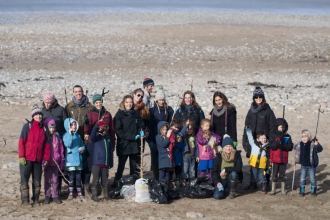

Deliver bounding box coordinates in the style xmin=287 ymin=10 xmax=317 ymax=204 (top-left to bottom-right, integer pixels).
xmin=213 ymin=171 xmax=238 ymax=200
xmin=251 ymin=167 xmax=266 ymax=183
xmin=68 ymin=170 xmax=82 ymax=188
xmin=300 ymin=165 xmax=316 ymax=187
xmin=183 ymin=154 xmax=195 ymax=179
xmin=159 ymin=169 xmax=174 ymax=182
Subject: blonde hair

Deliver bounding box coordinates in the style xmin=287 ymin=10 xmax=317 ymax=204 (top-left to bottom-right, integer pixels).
xmin=301 ymin=129 xmax=312 ymax=140
xmin=200 ymin=119 xmax=211 ymax=127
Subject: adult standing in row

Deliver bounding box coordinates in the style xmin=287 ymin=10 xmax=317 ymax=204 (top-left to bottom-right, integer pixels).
xmin=83 ymin=94 xmax=116 ymax=193
xmin=65 ymin=85 xmax=93 ymax=191
xmin=142 ymin=78 xmax=155 ymax=109
xmin=147 ymin=89 xmax=174 ymax=180
xmin=42 ymin=92 xmax=68 ymax=137
xmin=210 ymin=91 xmax=237 ymax=147
xmin=112 ymin=95 xmax=145 ymax=185
xmin=243 ymin=86 xmax=276 ymax=190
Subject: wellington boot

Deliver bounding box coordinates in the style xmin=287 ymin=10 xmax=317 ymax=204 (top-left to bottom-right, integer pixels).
xmin=91 ymin=186 xmax=100 ymax=202
xmin=269 ymin=182 xmax=276 ymax=195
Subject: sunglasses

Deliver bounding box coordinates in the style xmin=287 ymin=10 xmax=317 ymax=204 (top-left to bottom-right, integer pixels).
xmin=254 ymin=96 xmax=263 ymax=99
xmin=136 ymin=94 xmax=143 ymax=98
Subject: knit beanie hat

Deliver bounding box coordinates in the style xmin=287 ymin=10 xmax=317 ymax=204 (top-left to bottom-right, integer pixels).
xmin=31 ymin=104 xmax=43 ymax=117
xmin=155 ymin=89 xmax=165 ymax=101
xmin=92 ymin=94 xmax=102 ymax=104
xmin=253 ymin=86 xmax=265 ymax=99
xmin=222 ymin=134 xmax=234 ymax=148
xmin=44 ymin=118 xmax=55 ymax=128
xmin=143 ymin=78 xmax=154 ymax=87
xmin=43 ymin=92 xmax=55 ymax=104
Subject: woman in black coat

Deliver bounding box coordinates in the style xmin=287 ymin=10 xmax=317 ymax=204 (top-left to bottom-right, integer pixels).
xmin=210 ymin=91 xmax=237 ymax=147
xmin=113 ymin=95 xmax=145 ymax=184
xmin=243 ymin=86 xmax=276 ymax=190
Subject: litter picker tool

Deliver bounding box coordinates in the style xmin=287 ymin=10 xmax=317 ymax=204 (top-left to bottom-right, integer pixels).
xmin=314 ymin=105 xmax=324 ymax=141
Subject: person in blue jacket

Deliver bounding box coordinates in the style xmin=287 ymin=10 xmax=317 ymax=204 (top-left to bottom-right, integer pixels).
xmin=63 ymin=118 xmax=85 ymax=200
xmin=90 ymin=120 xmax=113 ymax=202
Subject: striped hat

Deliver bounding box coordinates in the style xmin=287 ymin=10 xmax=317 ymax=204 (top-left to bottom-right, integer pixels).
xmin=31 ymin=104 xmax=43 ymax=117
xmin=143 ymin=78 xmax=154 ymax=87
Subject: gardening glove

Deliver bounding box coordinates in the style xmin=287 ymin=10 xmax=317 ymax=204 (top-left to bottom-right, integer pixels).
xmin=233 ymin=141 xmax=237 ymax=148
xmin=19 ymin=158 xmax=26 ymax=166
xmin=148 ymin=142 xmax=154 ymax=148
xmin=135 ymin=135 xmax=140 ymax=140
xmin=60 ymin=161 xmax=65 ymax=170
xmin=140 ymin=130 xmax=145 ymax=137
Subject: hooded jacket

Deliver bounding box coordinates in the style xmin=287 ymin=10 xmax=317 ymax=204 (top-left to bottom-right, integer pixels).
xmin=156 ymin=121 xmax=175 ymax=169
xmin=84 ymin=106 xmax=116 ymax=148
xmin=246 ymin=128 xmax=269 ymax=169
xmin=243 ymin=103 xmax=276 ymax=155
xmin=212 ymin=151 xmax=243 ymax=184
xmin=269 ymin=118 xmax=293 ymax=164
xmin=210 ymin=105 xmax=237 ymax=143
xmin=63 ymin=118 xmax=85 ymax=167
xmin=113 ymin=105 xmax=145 ymax=156
xmin=173 ymin=105 xmax=205 ymax=135
xmin=44 ymin=118 xmax=65 ymax=166
xmin=196 ymin=127 xmax=221 ymax=160
xmin=42 ymin=99 xmax=68 ymax=137
xmin=294 ymin=141 xmax=323 ymax=168
xmin=147 ymin=101 xmax=174 ymax=144
xmin=18 ymin=120 xmax=50 ymax=163
xmin=90 ymin=124 xmax=114 ymax=168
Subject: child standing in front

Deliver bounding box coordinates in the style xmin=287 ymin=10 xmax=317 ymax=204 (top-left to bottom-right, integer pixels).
xmin=90 ymin=121 xmax=113 ymax=202
xmin=183 ymin=123 xmax=196 ymax=180
xmin=63 ymin=118 xmax=85 ymax=200
xmin=196 ymin=119 xmax=221 ymax=182
xmin=245 ymin=129 xmax=269 ymax=194
xmin=294 ymin=130 xmax=323 ymax=196
xmin=269 ymin=118 xmax=293 ymax=195
xmin=43 ymin=118 xmax=65 ymax=204
xmin=156 ymin=121 xmax=175 ymax=182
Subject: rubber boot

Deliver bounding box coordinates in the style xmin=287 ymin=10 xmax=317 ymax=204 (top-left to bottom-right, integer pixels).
xmin=311 ymin=186 xmax=317 ymax=197
xmin=228 ymin=181 xmax=238 ymax=199
xmin=53 ymin=197 xmax=62 ymax=204
xmin=20 ymin=184 xmax=30 ymax=206
xmin=103 ymin=186 xmax=111 ymax=201
xmin=43 ymin=196 xmax=51 ymax=204
xmin=269 ymin=182 xmax=276 ymax=195
xmin=261 ymin=183 xmax=267 ymax=194
xmin=299 ymin=185 xmax=305 ymax=197
xmin=91 ymin=186 xmax=100 ymax=202
xmin=32 ymin=181 xmax=41 ymax=205
xmin=281 ymin=182 xmax=287 ymax=195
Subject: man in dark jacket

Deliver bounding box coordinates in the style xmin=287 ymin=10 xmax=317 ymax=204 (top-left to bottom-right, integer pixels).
xmin=42 ymin=92 xmax=67 ymax=137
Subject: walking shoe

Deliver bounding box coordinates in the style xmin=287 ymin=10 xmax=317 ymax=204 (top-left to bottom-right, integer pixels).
xmin=43 ymin=196 xmax=51 ymax=204
xmin=261 ymin=183 xmax=267 ymax=194
xmin=53 ymin=197 xmax=62 ymax=204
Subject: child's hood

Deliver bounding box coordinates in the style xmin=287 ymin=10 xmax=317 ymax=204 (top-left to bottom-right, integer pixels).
xmin=64 ymin=118 xmax=79 ymax=133
xmin=157 ymin=121 xmax=169 ymax=135
xmin=275 ymin=118 xmax=289 ymax=134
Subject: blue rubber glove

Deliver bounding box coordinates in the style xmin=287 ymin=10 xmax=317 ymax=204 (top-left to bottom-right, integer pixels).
xmin=140 ymin=131 xmax=145 ymax=137
xmin=135 ymin=135 xmax=140 ymax=140
xmin=148 ymin=142 xmax=154 ymax=148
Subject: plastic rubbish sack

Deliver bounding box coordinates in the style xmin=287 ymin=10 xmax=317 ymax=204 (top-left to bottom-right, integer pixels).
xmin=181 ymin=176 xmax=214 ymax=199
xmin=135 ymin=178 xmax=152 ymax=203
xmin=111 ymin=175 xmax=138 ymax=199
xmin=112 ymin=185 xmax=123 ymax=199
xmin=121 ymin=185 xmax=136 ymax=202
xmin=147 ymin=179 xmax=180 ymax=204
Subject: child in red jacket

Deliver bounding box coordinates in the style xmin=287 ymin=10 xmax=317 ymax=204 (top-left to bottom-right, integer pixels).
xmin=269 ymin=118 xmax=293 ymax=195
xmin=18 ymin=104 xmax=50 ymax=206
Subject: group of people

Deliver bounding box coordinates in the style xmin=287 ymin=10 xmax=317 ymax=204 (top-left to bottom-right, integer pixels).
xmin=18 ymin=78 xmax=323 ymax=206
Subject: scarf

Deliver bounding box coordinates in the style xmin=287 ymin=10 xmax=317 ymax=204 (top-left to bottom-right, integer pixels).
xmin=213 ymin=105 xmax=227 ymax=117
xmin=72 ymin=95 xmax=89 ymax=107
xmin=135 ymin=101 xmax=149 ymax=120
xmin=221 ymin=149 xmax=236 ymax=163
xmin=250 ymin=104 xmax=262 ymax=114
xmin=185 ymin=105 xmax=193 ymax=111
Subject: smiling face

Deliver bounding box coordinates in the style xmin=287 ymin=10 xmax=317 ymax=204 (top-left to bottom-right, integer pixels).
xmin=214 ymin=96 xmax=223 ymax=107
xmin=223 ymin=145 xmax=232 ymax=154
xmin=201 ymin=121 xmax=210 ymax=131
xmin=254 ymin=96 xmax=263 ymax=105
xmin=145 ymin=84 xmax=154 ymax=93
xmin=94 ymin=100 xmax=102 ymax=110
xmin=124 ymin=97 xmax=133 ymax=110
xmin=44 ymin=102 xmax=52 ymax=109
xmin=160 ymin=125 xmax=168 ymax=136
xmin=157 ymin=99 xmax=165 ymax=107
xmin=184 ymin=93 xmax=192 ymax=106
xmin=133 ymin=91 xmax=143 ymax=104
xmin=301 ymin=135 xmax=309 ymax=143
xmin=73 ymin=87 xmax=83 ymax=101
xmin=257 ymin=135 xmax=267 ymax=145
xmin=70 ymin=121 xmax=77 ymax=132
xmin=33 ymin=113 xmax=43 ymax=122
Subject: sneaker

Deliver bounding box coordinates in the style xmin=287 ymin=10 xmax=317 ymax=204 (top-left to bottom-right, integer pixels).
xmin=53 ymin=197 xmax=62 ymax=204
xmin=43 ymin=196 xmax=51 ymax=204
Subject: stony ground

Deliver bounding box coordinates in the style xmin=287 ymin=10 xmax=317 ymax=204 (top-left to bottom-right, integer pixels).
xmin=0 ymin=12 xmax=329 ymax=219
